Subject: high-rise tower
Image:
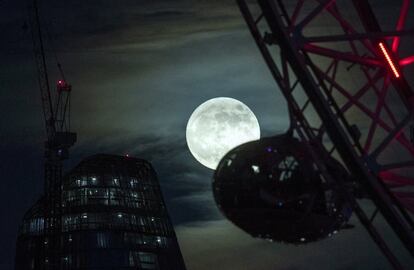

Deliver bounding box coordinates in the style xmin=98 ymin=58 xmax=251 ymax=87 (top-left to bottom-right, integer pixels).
xmin=15 ymin=154 xmax=187 ymax=270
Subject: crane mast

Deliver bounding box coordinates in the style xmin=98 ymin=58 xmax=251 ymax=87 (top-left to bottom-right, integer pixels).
xmin=29 ymin=0 xmax=76 ymax=268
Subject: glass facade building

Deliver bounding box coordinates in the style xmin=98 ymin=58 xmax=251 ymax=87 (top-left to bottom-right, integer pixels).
xmin=15 ymin=154 xmax=187 ymax=270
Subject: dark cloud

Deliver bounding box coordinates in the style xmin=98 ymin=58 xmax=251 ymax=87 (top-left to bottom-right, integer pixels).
xmin=143 ymin=10 xmax=193 ymax=18
xmin=1 ymin=0 xmax=242 ymax=53
xmin=2 ymin=1 xmax=413 ymax=270
xmin=176 ymin=215 xmax=413 ymax=270
xmin=71 ymin=132 xmax=221 ymax=224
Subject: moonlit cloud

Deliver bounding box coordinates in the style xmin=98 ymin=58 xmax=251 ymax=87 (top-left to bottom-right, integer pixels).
xmin=1 ymin=0 xmax=413 ymax=269
xmin=175 ymin=216 xmax=411 ymax=270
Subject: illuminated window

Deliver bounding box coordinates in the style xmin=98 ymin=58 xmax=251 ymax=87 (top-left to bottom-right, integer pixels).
xmin=129 ymin=251 xmax=158 ymax=268
xmin=62 ymin=255 xmax=72 ymax=265
xmin=90 ymin=176 xmax=97 ymax=185
xmin=251 ymin=165 xmax=260 ymax=174
xmin=113 ymin=178 xmax=120 ymax=186
xmin=96 ymin=233 xmax=108 ymax=248
xmin=28 ymin=218 xmax=44 ymax=234
xmin=139 ymin=252 xmax=158 ymax=269
xmin=130 ymin=178 xmax=138 ymax=188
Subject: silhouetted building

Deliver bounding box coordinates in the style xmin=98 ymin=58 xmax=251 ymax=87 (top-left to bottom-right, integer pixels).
xmin=15 ymin=154 xmax=187 ymax=270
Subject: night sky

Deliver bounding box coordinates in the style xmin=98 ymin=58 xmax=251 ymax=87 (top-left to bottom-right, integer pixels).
xmin=1 ymin=1 xmax=413 ymax=269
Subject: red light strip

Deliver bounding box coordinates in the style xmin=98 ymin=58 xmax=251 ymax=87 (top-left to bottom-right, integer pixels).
xmin=379 ymin=42 xmax=400 ymax=79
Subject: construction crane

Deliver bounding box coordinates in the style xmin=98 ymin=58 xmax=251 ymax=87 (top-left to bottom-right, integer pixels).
xmin=28 ymin=0 xmax=76 ymax=268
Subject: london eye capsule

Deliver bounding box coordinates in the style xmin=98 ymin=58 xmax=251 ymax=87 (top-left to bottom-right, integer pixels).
xmin=213 ymin=134 xmax=352 ymax=244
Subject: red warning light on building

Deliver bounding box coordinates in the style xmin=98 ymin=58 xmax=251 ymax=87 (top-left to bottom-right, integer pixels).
xmin=56 ymin=80 xmax=72 ymax=92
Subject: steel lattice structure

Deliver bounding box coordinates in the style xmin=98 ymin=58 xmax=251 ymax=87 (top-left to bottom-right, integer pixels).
xmin=236 ymin=0 xmax=414 ymax=268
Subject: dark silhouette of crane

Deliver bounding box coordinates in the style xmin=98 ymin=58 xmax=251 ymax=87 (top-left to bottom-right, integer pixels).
xmin=28 ymin=0 xmax=76 ymax=268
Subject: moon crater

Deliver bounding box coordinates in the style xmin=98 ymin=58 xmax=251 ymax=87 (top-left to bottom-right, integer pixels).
xmin=186 ymin=97 xmax=260 ymax=169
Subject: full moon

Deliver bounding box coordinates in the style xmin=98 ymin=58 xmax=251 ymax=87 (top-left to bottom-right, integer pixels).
xmin=186 ymin=97 xmax=260 ymax=170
